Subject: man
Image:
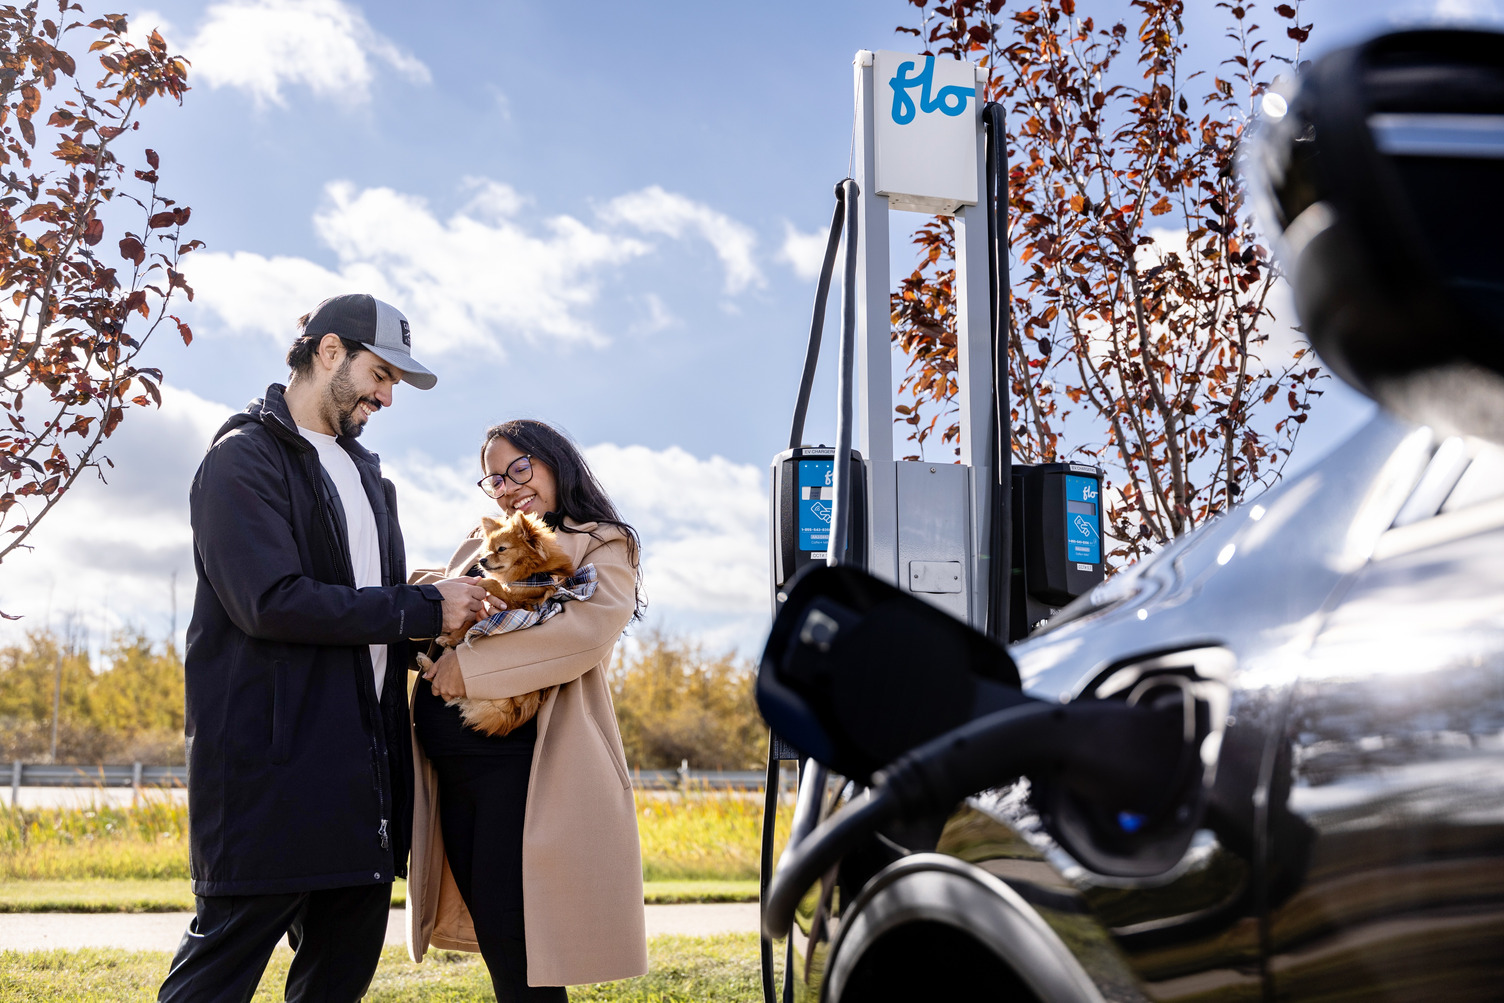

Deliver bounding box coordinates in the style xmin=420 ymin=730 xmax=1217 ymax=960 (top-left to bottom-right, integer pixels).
xmin=159 ymin=294 xmax=490 ymax=1002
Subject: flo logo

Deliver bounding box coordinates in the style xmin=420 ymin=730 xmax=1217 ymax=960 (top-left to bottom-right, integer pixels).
xmin=889 ymin=55 xmax=975 ymax=125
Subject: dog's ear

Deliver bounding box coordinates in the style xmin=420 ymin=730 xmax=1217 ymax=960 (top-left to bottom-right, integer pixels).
xmin=516 ymin=512 xmax=545 ymax=543
xmin=480 ymin=515 xmax=504 ymax=535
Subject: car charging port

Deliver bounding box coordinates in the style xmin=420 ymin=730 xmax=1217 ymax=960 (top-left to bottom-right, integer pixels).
xmin=1036 ymin=647 xmax=1234 ymax=879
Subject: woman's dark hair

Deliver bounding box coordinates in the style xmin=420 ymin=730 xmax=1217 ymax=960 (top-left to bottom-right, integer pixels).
xmin=483 ymin=419 xmax=645 ymax=620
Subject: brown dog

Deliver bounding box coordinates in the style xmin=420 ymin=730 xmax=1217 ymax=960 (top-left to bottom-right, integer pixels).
xmin=419 ymin=510 xmax=575 ymax=736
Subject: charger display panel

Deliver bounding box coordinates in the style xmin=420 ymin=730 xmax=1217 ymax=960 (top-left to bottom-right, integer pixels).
xmin=799 ymin=459 xmax=836 ymax=552
xmin=1011 ymin=462 xmax=1106 ymax=639
xmin=770 ymin=448 xmax=867 ymax=610
xmin=1065 ymin=473 xmax=1102 ymax=566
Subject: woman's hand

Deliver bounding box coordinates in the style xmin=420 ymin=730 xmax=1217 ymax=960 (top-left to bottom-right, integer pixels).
xmin=423 ymin=647 xmax=468 ymax=701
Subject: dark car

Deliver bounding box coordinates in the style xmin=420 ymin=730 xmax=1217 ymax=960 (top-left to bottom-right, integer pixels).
xmin=759 ymin=29 xmax=1504 ymax=1003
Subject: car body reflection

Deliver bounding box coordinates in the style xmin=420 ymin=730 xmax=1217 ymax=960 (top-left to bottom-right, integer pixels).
xmin=786 ymin=416 xmax=1504 ymax=1001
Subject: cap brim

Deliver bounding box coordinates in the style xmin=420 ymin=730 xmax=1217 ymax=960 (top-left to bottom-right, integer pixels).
xmin=367 ymin=345 xmax=438 ymax=390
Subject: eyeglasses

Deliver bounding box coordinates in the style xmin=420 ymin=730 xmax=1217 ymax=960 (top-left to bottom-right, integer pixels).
xmin=477 ymin=455 xmax=533 ymax=498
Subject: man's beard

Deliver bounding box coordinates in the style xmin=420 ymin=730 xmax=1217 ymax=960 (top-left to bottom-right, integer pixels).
xmin=323 ymin=356 xmax=380 ymax=439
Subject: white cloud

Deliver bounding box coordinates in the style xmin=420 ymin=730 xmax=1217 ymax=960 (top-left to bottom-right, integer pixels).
xmin=600 ymin=187 xmax=764 ymax=295
xmin=0 ymin=383 xmax=230 ymax=651
xmin=461 ymin=177 xmax=526 ymax=220
xmin=777 ymin=221 xmax=830 ymax=281
xmin=184 ymin=0 xmax=430 ymax=107
xmin=1429 ymin=0 xmax=1503 ymax=22
xmin=381 ymin=452 xmax=495 ymax=574
xmin=583 ymin=444 xmax=768 ymax=619
xmin=184 ymin=179 xmax=652 ymax=357
xmin=631 ymin=293 xmax=679 ymax=334
xmin=125 ymin=9 xmax=175 ymax=48
xmin=0 ymin=407 xmax=772 ymax=655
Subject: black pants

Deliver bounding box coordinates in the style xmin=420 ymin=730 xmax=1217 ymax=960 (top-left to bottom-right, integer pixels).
xmin=432 ymin=754 xmax=567 ymax=1003
xmin=157 ymin=882 xmax=391 ymax=1003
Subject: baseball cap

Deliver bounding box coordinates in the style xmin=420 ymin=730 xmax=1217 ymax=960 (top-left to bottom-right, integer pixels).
xmin=302 ymin=293 xmax=437 ymax=390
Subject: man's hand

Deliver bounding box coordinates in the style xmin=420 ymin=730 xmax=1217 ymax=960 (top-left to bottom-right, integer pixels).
xmin=422 ymin=647 xmax=467 ymax=700
xmin=435 ymin=578 xmax=490 ymax=634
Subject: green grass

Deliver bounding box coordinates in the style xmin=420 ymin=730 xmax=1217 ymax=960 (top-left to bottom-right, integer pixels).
xmin=0 ymin=877 xmax=761 ymax=913
xmin=0 ymin=879 xmax=194 ymax=913
xmin=0 ymin=935 xmax=766 ymax=1001
xmin=640 ymin=880 xmax=760 ymax=905
xmin=1 ymin=790 xmax=789 ymax=885
xmin=637 ymin=791 xmax=783 ymax=882
xmin=0 ymin=793 xmax=775 ymax=915
xmin=0 ymin=797 xmax=189 ymax=881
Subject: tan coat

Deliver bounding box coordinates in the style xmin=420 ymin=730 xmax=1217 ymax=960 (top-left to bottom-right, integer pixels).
xmin=405 ymin=520 xmax=648 ymax=987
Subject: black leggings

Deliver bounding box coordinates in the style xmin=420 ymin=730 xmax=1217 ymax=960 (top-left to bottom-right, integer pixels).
xmin=431 ymin=754 xmax=567 ymax=1003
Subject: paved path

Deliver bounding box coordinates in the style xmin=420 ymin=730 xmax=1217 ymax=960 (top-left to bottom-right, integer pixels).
xmin=0 ymin=904 xmax=760 ymax=953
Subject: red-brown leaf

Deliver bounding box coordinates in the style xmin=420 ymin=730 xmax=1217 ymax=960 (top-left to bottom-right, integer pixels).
xmin=118 ymin=236 xmax=145 ymax=265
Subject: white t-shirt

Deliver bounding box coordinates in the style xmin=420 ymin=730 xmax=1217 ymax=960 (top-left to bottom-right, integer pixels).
xmin=299 ymin=426 xmax=388 ymax=700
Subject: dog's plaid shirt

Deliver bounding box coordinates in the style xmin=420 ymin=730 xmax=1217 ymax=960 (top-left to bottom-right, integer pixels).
xmin=462 ymin=564 xmax=599 ymax=647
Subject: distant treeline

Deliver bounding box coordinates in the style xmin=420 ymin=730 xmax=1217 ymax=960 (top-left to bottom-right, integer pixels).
xmin=609 ymin=630 xmax=768 ymax=772
xmin=0 ymin=628 xmax=767 ymax=771
xmin=0 ymin=632 xmax=186 ymax=764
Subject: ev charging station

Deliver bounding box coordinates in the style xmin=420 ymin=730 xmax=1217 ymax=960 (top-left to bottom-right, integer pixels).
xmin=767 ymin=48 xmax=1107 ymax=651
xmin=759 ymin=49 xmax=1108 ymax=1003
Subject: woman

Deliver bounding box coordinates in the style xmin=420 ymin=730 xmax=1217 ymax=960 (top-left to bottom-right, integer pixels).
xmin=406 ymin=419 xmax=648 ymax=1000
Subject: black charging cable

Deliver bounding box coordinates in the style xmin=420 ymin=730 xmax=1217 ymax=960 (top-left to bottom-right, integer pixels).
xmin=762 ymin=698 xmax=1187 ymax=941
xmin=787 ymin=184 xmax=850 ymax=451
xmin=826 ymin=178 xmax=860 ymax=568
xmin=982 ymin=101 xmax=1014 ymax=644
xmin=761 ymin=177 xmax=859 ymax=1003
xmin=757 ymin=749 xmax=781 ymax=1003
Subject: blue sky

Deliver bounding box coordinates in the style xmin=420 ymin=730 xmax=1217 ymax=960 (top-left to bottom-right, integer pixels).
xmin=1 ymin=0 xmax=1489 ymax=657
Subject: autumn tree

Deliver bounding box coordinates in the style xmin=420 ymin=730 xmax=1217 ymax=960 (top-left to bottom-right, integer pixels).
xmin=892 ymin=0 xmax=1322 ymax=562
xmin=609 ymin=630 xmax=767 ymax=771
xmin=0 ymin=3 xmax=196 ymax=603
xmin=0 ymin=627 xmax=184 ymax=763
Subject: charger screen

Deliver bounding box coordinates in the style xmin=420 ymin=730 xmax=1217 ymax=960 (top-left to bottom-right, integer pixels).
xmin=798 ymin=460 xmax=835 ymax=552
xmin=1065 ymin=474 xmax=1101 ymax=565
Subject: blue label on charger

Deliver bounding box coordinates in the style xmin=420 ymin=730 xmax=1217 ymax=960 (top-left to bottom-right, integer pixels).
xmin=1065 ymin=474 xmax=1101 ymax=565
xmin=798 ymin=460 xmax=835 ymax=552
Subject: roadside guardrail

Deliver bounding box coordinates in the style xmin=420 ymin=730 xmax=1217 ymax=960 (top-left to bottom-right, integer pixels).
xmin=9 ymin=761 xmax=792 ymax=806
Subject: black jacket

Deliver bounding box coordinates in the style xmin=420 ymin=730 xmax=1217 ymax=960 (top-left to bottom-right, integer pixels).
xmin=183 ymin=384 xmax=442 ymax=896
